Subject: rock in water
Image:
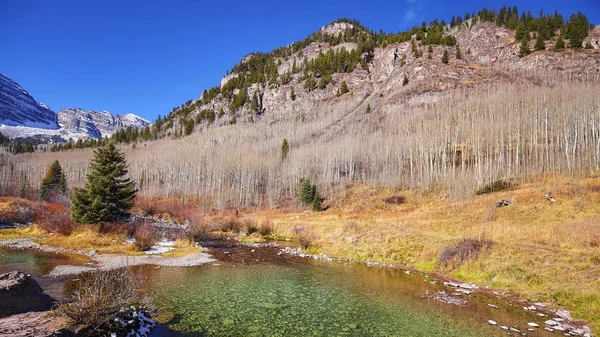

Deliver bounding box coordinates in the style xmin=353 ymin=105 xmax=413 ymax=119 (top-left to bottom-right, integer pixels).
xmin=0 ymin=271 xmax=55 ymax=318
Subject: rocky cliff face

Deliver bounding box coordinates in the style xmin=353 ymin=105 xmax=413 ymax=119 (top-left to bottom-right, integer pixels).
xmin=0 ymin=73 xmax=59 ymax=129
xmin=58 ymin=108 xmax=151 ymax=139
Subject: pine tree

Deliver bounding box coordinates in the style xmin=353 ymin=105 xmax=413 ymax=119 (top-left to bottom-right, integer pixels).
xmin=280 ymin=138 xmax=289 ymax=161
xmin=71 ymin=143 xmax=137 ymax=224
xmin=402 ymin=75 xmax=409 ymax=86
xmin=441 ymin=49 xmax=449 ymax=64
xmin=290 ymin=87 xmax=296 ymax=101
xmin=337 ymin=81 xmax=349 ymax=96
xmin=184 ymin=119 xmax=194 ymax=136
xmin=365 ymin=103 xmax=371 ymax=113
xmin=519 ymin=34 xmax=531 ymax=57
xmin=554 ymin=36 xmax=565 ymax=51
xmin=311 ymin=186 xmax=322 ymax=211
xmin=40 ymin=160 xmax=68 ymax=201
xmin=455 ymin=45 xmax=462 ymax=59
xmin=534 ymin=34 xmax=546 ymax=50
xmin=299 ymin=178 xmax=315 ymax=204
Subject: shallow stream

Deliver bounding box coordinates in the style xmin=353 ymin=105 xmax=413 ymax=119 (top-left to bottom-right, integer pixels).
xmin=0 ymin=245 xmax=555 ymax=336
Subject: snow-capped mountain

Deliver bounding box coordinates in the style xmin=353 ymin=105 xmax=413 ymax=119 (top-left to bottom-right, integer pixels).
xmin=58 ymin=108 xmax=151 ymax=139
xmin=0 ymin=72 xmax=59 ymax=129
xmin=0 ymin=72 xmax=151 ymax=142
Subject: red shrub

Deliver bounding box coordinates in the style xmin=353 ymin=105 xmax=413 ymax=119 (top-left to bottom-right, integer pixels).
xmin=133 ymin=223 xmax=159 ymax=251
xmin=35 ymin=203 xmax=79 ymax=235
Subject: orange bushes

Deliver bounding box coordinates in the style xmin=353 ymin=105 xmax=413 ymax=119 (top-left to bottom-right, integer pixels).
xmin=35 ymin=203 xmax=79 ymax=235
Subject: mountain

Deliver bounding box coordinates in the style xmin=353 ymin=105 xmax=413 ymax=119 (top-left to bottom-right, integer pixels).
xmin=162 ymin=15 xmax=600 ymax=137
xmin=0 ymin=72 xmax=59 ymax=129
xmin=0 ymin=73 xmax=150 ymax=141
xmin=58 ymin=108 xmax=151 ymax=139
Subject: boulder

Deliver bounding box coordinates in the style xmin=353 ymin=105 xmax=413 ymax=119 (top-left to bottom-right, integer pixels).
xmin=0 ymin=271 xmax=55 ymax=318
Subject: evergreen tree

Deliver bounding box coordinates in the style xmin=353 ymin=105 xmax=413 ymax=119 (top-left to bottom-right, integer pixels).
xmin=519 ymin=34 xmax=531 ymax=57
xmin=585 ymin=42 xmax=593 ymax=49
xmin=280 ymin=138 xmax=289 ymax=161
xmin=184 ymin=119 xmax=194 ymax=136
xmin=299 ymin=178 xmax=316 ymax=204
xmin=290 ymin=87 xmax=296 ymax=101
xmin=40 ymin=160 xmax=68 ymax=201
xmin=441 ymin=49 xmax=449 ymax=64
xmin=402 ymin=75 xmax=409 ymax=86
xmin=365 ymin=103 xmax=372 ymax=113
xmin=71 ymin=143 xmax=137 ymax=224
xmin=311 ymin=186 xmax=322 ymax=211
xmin=554 ymin=35 xmax=565 ymax=50
xmin=455 ymin=45 xmax=462 ymax=59
xmin=534 ymin=34 xmax=546 ymax=50
xmin=337 ymin=81 xmax=349 ymax=96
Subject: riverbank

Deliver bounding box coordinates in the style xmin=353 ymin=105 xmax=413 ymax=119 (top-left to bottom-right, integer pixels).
xmin=0 ymin=238 xmax=215 ymax=277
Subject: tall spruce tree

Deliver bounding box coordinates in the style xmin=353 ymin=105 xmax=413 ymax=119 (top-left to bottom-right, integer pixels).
xmin=40 ymin=160 xmax=68 ymax=201
xmin=71 ymin=143 xmax=137 ymax=223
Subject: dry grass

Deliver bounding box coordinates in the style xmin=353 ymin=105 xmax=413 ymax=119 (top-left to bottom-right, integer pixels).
xmin=36 ymin=227 xmax=141 ymax=255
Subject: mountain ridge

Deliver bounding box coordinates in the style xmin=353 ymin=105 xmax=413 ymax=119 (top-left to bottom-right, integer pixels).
xmin=0 ymin=73 xmax=151 ymax=142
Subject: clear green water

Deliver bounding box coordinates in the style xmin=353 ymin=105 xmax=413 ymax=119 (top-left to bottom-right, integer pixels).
xmin=144 ymin=262 xmax=511 ymax=337
xmin=0 ymin=247 xmax=553 ymax=337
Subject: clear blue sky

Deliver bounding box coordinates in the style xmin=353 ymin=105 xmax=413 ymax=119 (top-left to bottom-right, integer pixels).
xmin=1 ymin=0 xmax=598 ymax=122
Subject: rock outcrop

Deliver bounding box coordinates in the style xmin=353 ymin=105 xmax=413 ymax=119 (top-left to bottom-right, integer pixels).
xmin=0 ymin=271 xmax=55 ymax=318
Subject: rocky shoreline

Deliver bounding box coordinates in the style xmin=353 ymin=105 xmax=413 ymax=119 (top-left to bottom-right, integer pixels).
xmin=0 ymin=238 xmax=216 ymax=277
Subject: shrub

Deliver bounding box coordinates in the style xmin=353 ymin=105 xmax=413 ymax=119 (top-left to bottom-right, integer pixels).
xmin=440 ymin=237 xmax=494 ymax=266
xmin=186 ymin=215 xmax=214 ymax=242
xmin=384 ymin=195 xmax=406 ymax=205
xmin=243 ymin=218 xmax=259 ymax=234
xmin=55 ymin=268 xmax=149 ymax=335
xmin=475 ymin=179 xmax=513 ymax=195
xmin=35 ymin=203 xmax=79 ymax=235
xmin=0 ymin=200 xmax=36 ymax=225
xmin=133 ymin=223 xmax=158 ymax=251
xmin=218 ymin=217 xmax=242 ymax=233
xmin=297 ymin=231 xmax=316 ymax=250
xmin=258 ymin=218 xmax=273 ymax=236
xmin=290 ymin=224 xmax=305 ymax=236
xmin=136 ymin=197 xmax=157 ymax=216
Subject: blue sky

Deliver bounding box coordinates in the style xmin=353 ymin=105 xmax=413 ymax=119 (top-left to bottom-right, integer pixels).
xmin=1 ymin=0 xmax=598 ymax=121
